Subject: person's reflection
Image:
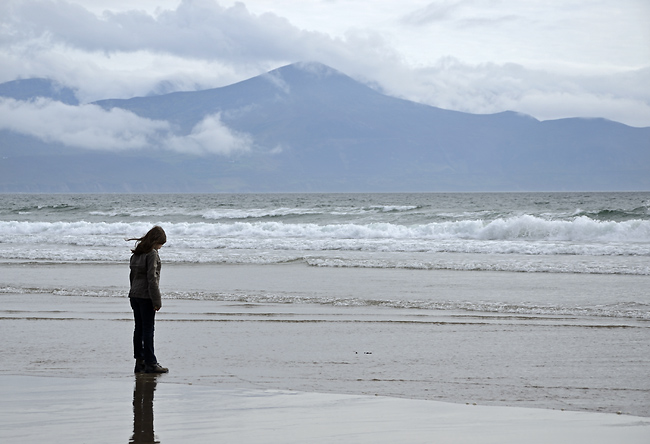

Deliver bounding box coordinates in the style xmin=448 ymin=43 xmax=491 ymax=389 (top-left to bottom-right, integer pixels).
xmin=130 ymin=374 xmax=160 ymax=444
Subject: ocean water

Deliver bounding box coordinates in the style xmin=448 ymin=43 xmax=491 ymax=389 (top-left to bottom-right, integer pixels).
xmin=1 ymin=192 xmax=650 ymax=318
xmin=1 ymin=192 xmax=649 ymax=416
xmin=1 ymin=192 xmax=649 ymax=290
xmin=1 ymin=192 xmax=649 ymax=266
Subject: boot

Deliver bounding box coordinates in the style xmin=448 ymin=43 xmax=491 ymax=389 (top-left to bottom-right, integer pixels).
xmin=145 ymin=362 xmax=169 ymax=374
xmin=134 ymin=358 xmax=146 ymax=374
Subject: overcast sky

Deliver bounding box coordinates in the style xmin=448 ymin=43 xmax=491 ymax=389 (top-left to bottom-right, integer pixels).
xmin=1 ymin=0 xmax=649 ymax=130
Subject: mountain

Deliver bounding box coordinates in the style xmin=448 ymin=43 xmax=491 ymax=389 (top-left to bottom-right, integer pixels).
xmin=0 ymin=78 xmax=79 ymax=105
xmin=1 ymin=62 xmax=649 ymax=192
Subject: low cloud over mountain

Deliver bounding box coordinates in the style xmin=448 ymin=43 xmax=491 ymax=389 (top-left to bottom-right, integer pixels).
xmin=1 ymin=62 xmax=648 ymax=192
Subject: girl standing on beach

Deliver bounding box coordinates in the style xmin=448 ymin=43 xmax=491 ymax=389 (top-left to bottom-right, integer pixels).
xmin=128 ymin=226 xmax=169 ymax=374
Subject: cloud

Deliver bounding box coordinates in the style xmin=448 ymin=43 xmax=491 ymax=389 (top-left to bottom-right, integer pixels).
xmin=0 ymin=0 xmax=648 ymax=128
xmin=0 ymin=97 xmax=166 ymax=149
xmin=0 ymin=97 xmax=253 ymax=154
xmin=0 ymin=46 xmax=256 ymax=103
xmin=1 ymin=0 xmax=403 ymax=73
xmin=3 ymin=0 xmax=331 ymax=61
xmin=400 ymin=0 xmax=519 ymax=29
xmin=262 ymin=70 xmax=291 ymax=95
xmin=0 ymin=0 xmax=387 ymax=100
xmin=373 ymin=59 xmax=650 ymax=127
xmin=401 ymin=0 xmax=475 ymax=25
xmin=166 ymin=113 xmax=253 ymax=155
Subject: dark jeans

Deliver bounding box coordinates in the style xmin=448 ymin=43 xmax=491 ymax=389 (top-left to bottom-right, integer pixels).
xmin=130 ymin=297 xmax=157 ymax=364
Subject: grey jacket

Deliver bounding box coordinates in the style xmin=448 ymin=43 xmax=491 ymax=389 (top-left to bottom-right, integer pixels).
xmin=128 ymin=249 xmax=162 ymax=309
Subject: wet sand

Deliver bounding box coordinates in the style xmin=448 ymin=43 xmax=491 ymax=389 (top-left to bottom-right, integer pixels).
xmin=1 ymin=262 xmax=649 ymax=442
xmin=1 ymin=374 xmax=648 ymax=444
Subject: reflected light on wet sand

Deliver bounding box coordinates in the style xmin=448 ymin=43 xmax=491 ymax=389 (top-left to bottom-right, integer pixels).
xmin=131 ymin=374 xmax=160 ymax=444
xmin=0 ymin=374 xmax=648 ymax=443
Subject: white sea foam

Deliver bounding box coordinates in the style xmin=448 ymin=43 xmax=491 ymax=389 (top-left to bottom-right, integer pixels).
xmin=84 ymin=205 xmax=420 ymax=220
xmin=201 ymin=207 xmax=324 ymax=219
xmin=1 ymin=193 xmax=649 ymax=273
xmin=1 ymin=216 xmax=648 ymax=243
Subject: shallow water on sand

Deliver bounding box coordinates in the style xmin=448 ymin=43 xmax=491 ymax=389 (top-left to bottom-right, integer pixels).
xmin=1 ymin=262 xmax=648 ymax=417
xmin=2 ymin=374 xmax=649 ymax=444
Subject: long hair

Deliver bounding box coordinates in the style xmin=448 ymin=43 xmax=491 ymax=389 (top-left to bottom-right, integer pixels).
xmin=128 ymin=226 xmax=167 ymax=255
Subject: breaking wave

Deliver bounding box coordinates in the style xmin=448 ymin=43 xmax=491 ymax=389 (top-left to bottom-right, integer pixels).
xmin=0 ymin=215 xmax=648 ymax=243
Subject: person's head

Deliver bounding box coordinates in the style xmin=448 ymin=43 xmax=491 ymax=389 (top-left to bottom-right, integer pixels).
xmin=130 ymin=226 xmax=166 ymax=255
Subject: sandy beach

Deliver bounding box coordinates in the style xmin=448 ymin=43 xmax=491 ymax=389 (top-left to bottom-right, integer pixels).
xmin=1 ymin=261 xmax=649 ymax=442
xmin=1 ymin=374 xmax=648 ymax=444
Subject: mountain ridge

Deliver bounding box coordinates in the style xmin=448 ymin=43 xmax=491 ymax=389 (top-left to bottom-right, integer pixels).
xmin=0 ymin=62 xmax=648 ymax=192
xmin=0 ymin=78 xmax=79 ymax=105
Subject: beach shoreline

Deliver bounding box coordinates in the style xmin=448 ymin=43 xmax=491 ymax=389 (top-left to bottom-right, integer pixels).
xmin=2 ymin=191 xmax=649 ymax=442
xmin=1 ymin=373 xmax=649 ymax=444
xmin=2 ymin=262 xmax=649 ymax=416
xmin=1 ymin=260 xmax=650 ymax=442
